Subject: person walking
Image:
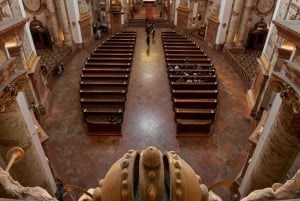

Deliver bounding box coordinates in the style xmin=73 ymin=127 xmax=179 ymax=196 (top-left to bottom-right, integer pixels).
xmin=151 ymin=22 xmax=155 ymax=39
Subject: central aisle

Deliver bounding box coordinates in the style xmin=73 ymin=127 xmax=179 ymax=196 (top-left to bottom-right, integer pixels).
xmin=122 ymin=28 xmax=178 ymax=148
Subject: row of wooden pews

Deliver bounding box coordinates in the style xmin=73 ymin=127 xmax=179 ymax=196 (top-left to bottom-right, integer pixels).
xmin=161 ymin=31 xmax=218 ymax=136
xmin=80 ymin=31 xmax=137 ymax=135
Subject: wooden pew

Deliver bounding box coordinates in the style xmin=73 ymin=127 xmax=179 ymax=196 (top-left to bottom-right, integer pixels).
xmin=167 ymin=63 xmax=214 ymax=69
xmin=166 ymin=58 xmax=211 ymax=64
xmin=80 ymin=80 xmax=128 ymax=89
xmin=115 ymin=31 xmax=136 ymax=35
xmin=111 ymin=35 xmax=136 ymax=39
xmin=84 ymin=108 xmax=124 ymax=134
xmin=80 ymin=31 xmax=136 ymax=135
xmin=163 ymin=38 xmax=195 ymax=43
xmin=172 ymin=89 xmax=218 ymax=99
xmin=175 ymin=108 xmax=216 ymax=120
xmin=173 ymin=98 xmax=217 ymax=109
xmin=163 ymin=42 xmax=196 ymax=46
xmin=82 ymin=67 xmax=130 ymax=74
xmin=98 ymin=43 xmax=134 ymax=50
xmin=170 ymin=81 xmax=217 ymax=90
xmin=90 ymin=52 xmax=133 ymax=58
xmin=80 ymin=88 xmax=127 ymax=99
xmin=106 ymin=39 xmax=135 ymax=43
xmin=94 ymin=48 xmax=134 ymax=53
xmin=161 ymin=32 xmax=183 ymax=36
xmin=166 ymin=54 xmax=208 ymax=60
xmin=164 ymin=46 xmax=201 ymax=50
xmin=169 ymin=70 xmax=215 ymax=77
xmin=84 ymin=62 xmax=131 ymax=68
xmin=87 ymin=57 xmax=132 ymax=63
xmin=165 ymin=49 xmax=204 ymax=54
xmin=169 ymin=76 xmax=217 ymax=83
xmin=101 ymin=41 xmax=135 ymax=45
xmin=176 ymin=119 xmax=213 ymax=135
xmin=162 ymin=36 xmax=187 ymax=39
xmin=81 ymin=74 xmax=129 ymax=81
xmin=81 ymin=97 xmax=126 ymax=109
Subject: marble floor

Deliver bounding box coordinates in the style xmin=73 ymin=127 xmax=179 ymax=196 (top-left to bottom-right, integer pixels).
xmin=40 ymin=28 xmax=255 ymax=200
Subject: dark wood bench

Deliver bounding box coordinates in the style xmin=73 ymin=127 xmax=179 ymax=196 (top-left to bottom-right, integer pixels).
xmin=163 ymin=42 xmax=196 ymax=46
xmin=165 ymin=49 xmax=204 ymax=54
xmin=162 ymin=33 xmax=187 ymax=36
xmin=101 ymin=41 xmax=135 ymax=46
xmin=80 ymin=88 xmax=127 ymax=98
xmin=164 ymin=46 xmax=201 ymax=50
xmin=168 ymin=68 xmax=215 ymax=72
xmin=106 ymin=39 xmax=135 ymax=43
xmin=172 ymin=89 xmax=218 ymax=99
xmin=84 ymin=108 xmax=124 ymax=134
xmin=171 ymin=81 xmax=217 ymax=90
xmin=167 ymin=63 xmax=214 ymax=69
xmin=82 ymin=67 xmax=130 ymax=74
xmin=176 ymin=119 xmax=212 ymax=135
xmin=84 ymin=62 xmax=131 ymax=68
xmin=111 ymin=35 xmax=136 ymax=39
xmin=115 ymin=31 xmax=137 ymax=35
xmin=166 ymin=54 xmax=207 ymax=59
xmin=162 ymin=36 xmax=187 ymax=39
xmin=169 ymin=70 xmax=215 ymax=77
xmin=174 ymin=108 xmax=216 ymax=119
xmin=173 ymin=98 xmax=217 ymax=109
xmin=81 ymin=97 xmax=126 ymax=108
xmin=81 ymin=74 xmax=129 ymax=80
xmin=80 ymin=80 xmax=128 ymax=88
xmin=162 ymin=39 xmax=192 ymax=43
xmin=166 ymin=57 xmax=210 ymax=63
xmin=94 ymin=49 xmax=134 ymax=53
xmin=169 ymin=76 xmax=217 ymax=83
xmin=87 ymin=57 xmax=132 ymax=63
xmin=90 ymin=52 xmax=133 ymax=58
xmin=166 ymin=58 xmax=211 ymax=64
xmin=97 ymin=45 xmax=134 ymax=49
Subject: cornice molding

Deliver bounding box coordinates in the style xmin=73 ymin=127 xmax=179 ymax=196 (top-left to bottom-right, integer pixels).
xmin=0 ymin=17 xmax=28 ymax=45
xmin=273 ymin=20 xmax=300 ymax=48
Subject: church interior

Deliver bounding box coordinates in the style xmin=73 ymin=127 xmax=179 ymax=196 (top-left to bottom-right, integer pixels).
xmin=0 ymin=0 xmax=300 ymax=200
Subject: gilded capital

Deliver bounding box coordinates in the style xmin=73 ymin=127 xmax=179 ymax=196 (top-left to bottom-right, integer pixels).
xmin=271 ymin=73 xmax=300 ymax=113
xmin=0 ymin=73 xmax=28 ymax=112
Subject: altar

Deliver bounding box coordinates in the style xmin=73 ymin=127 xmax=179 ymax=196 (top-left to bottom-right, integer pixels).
xmin=143 ymin=0 xmax=156 ymax=6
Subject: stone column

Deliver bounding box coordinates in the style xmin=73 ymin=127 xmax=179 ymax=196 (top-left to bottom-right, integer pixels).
xmin=244 ymin=68 xmax=300 ymax=194
xmin=237 ymin=0 xmax=255 ymax=47
xmin=45 ymin=0 xmax=61 ymax=45
xmin=55 ymin=0 xmax=73 ymax=46
xmin=225 ymin=0 xmax=244 ymax=46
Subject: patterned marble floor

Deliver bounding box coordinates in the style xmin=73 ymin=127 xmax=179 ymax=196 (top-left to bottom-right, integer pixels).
xmin=40 ymin=28 xmax=255 ymax=200
xmin=231 ymin=50 xmax=261 ymax=78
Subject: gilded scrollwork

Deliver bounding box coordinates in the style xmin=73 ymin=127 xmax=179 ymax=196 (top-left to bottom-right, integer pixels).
xmin=0 ymin=74 xmax=28 ymax=112
xmin=271 ymin=74 xmax=300 ymax=114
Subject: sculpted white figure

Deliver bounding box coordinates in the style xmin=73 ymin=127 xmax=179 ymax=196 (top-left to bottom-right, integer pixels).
xmin=241 ymin=169 xmax=300 ymax=201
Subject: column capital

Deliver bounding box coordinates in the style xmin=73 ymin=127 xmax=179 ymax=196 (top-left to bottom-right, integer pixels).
xmin=0 ymin=72 xmax=28 ymax=112
xmin=271 ymin=72 xmax=300 ymax=113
